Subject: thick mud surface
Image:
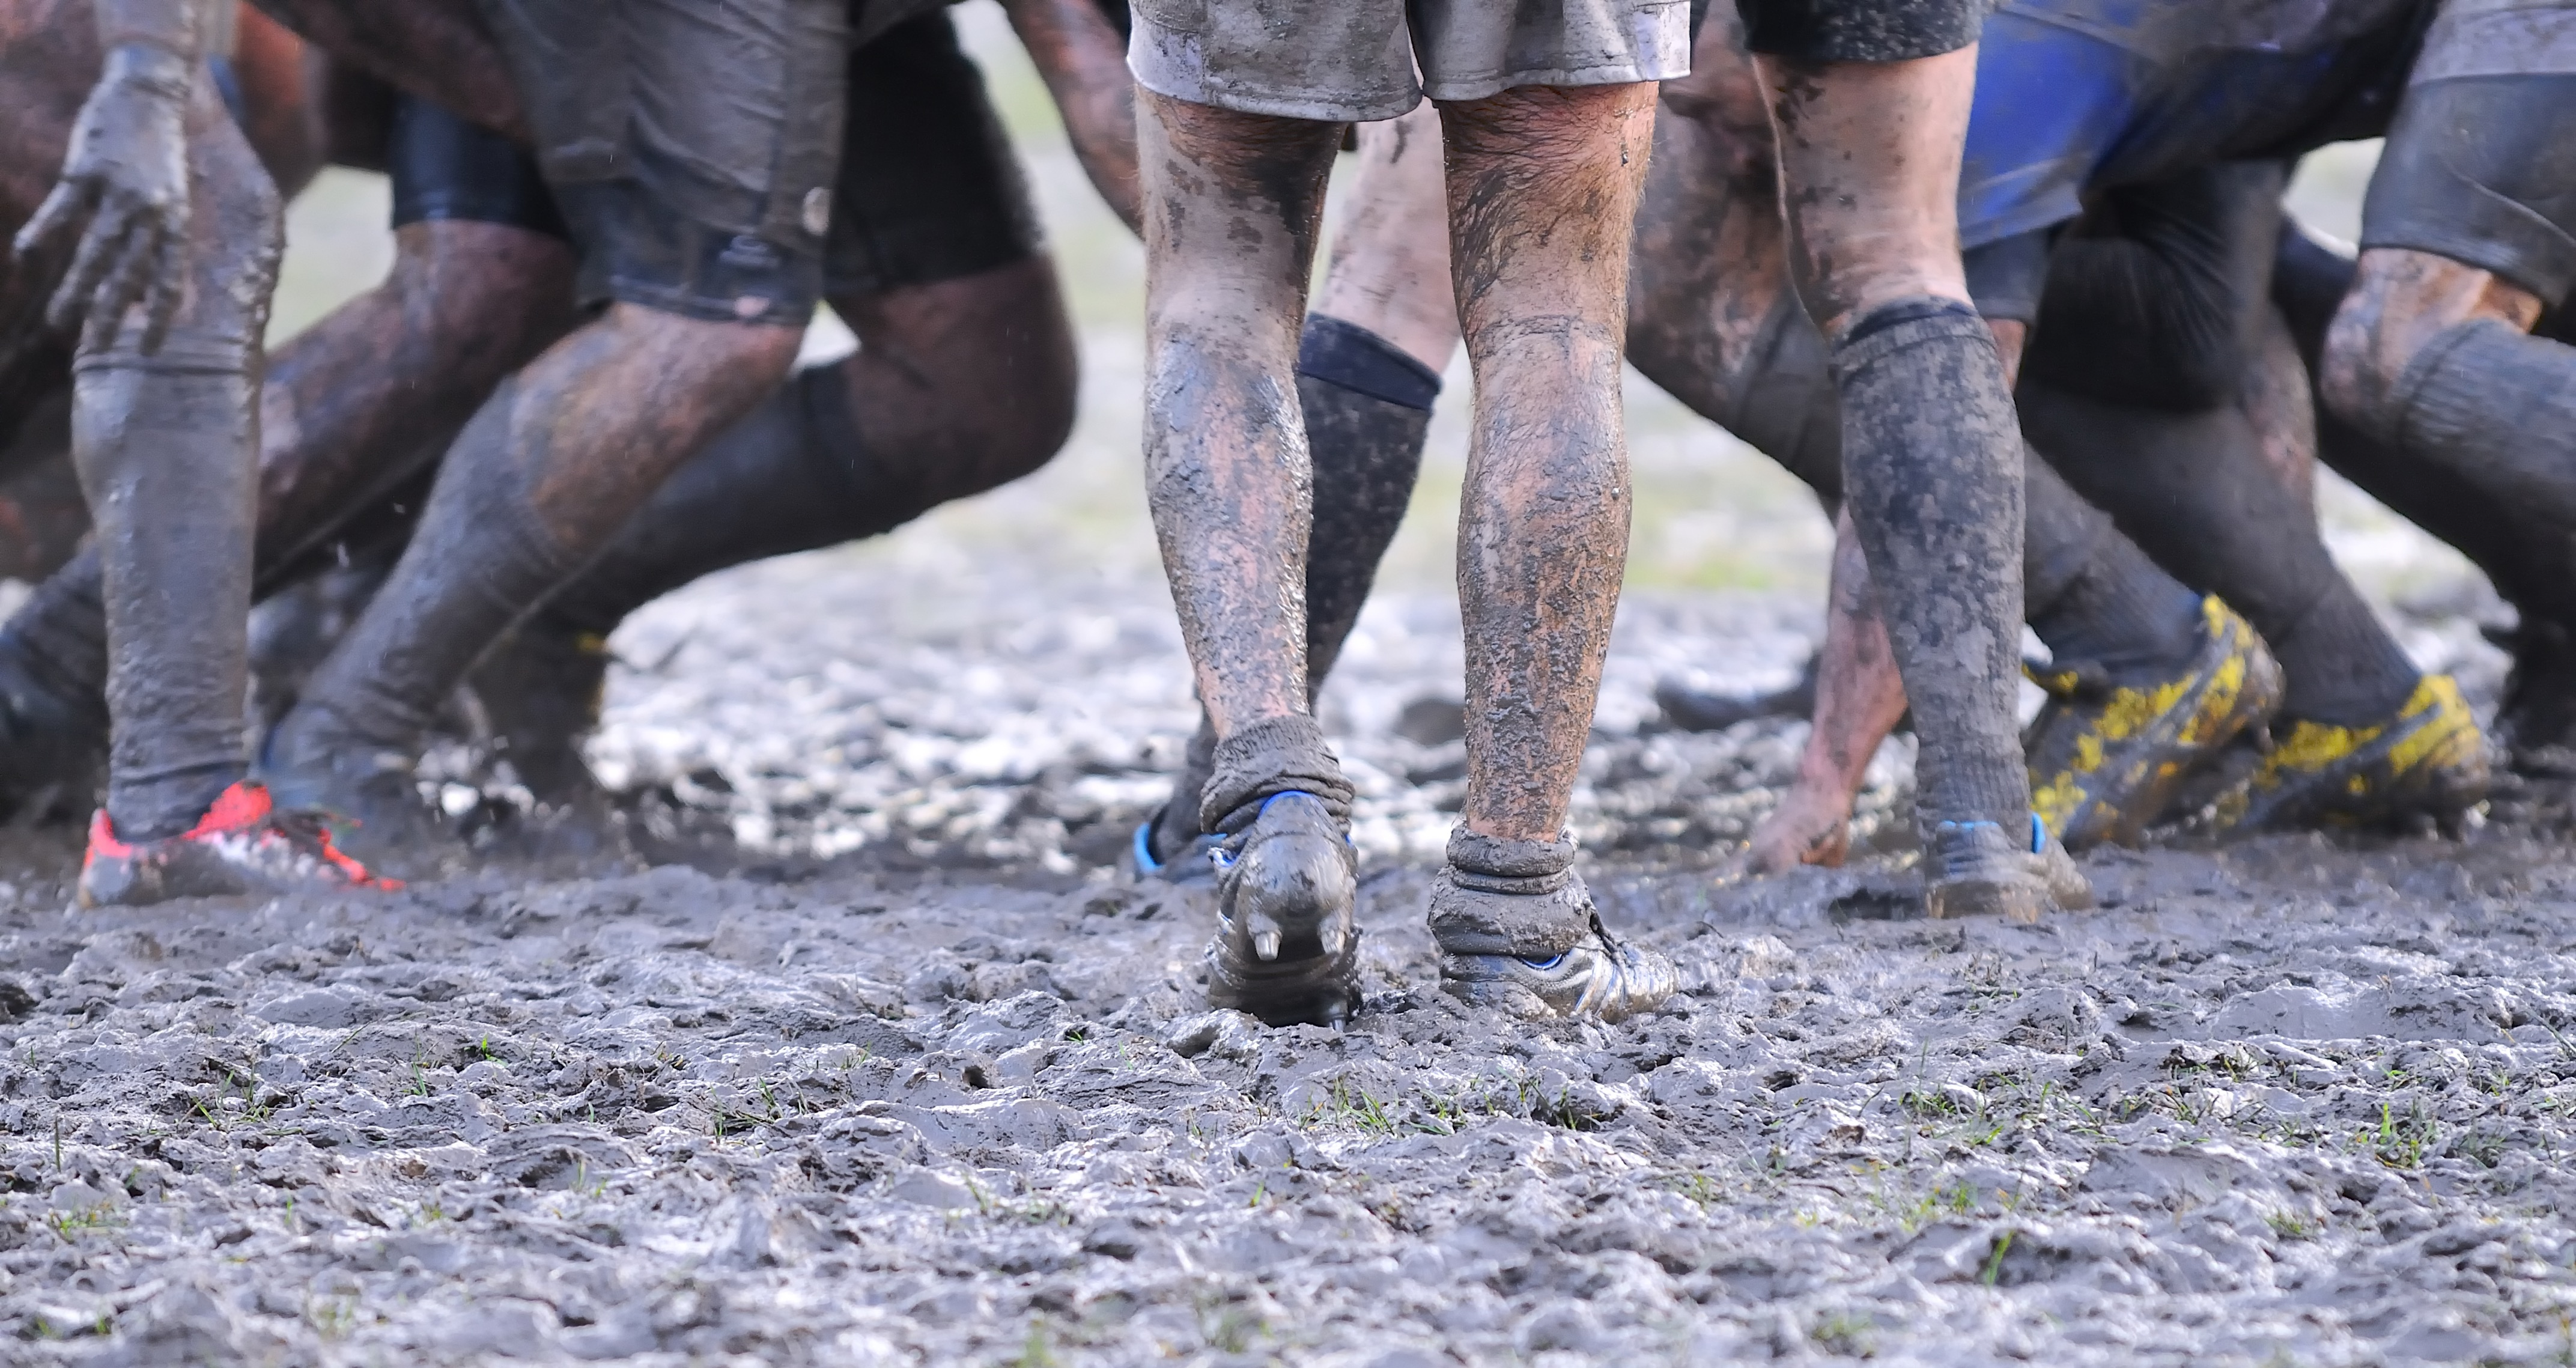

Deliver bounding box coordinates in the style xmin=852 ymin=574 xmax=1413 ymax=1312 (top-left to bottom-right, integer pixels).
xmin=0 ymin=549 xmax=2564 ymax=1366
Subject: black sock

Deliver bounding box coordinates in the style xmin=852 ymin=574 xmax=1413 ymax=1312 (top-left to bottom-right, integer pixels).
xmin=1297 ymin=315 xmax=1436 ymax=681
xmin=2022 ymin=455 xmax=2204 ymax=678
xmin=2020 ymin=382 xmax=2420 ymax=725
xmin=1832 ymin=299 xmax=2030 ymax=834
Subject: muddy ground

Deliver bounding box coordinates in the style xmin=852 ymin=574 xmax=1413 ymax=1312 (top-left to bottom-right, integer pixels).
xmin=0 ymin=540 xmax=2571 ymax=1366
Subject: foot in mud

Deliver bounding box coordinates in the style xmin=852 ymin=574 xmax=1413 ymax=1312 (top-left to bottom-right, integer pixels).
xmin=1433 ymin=869 xmax=1676 ymax=1022
xmin=2027 ymin=597 xmax=2284 ymax=850
xmin=1729 ymin=779 xmax=1854 ymax=877
xmin=253 ymin=716 xmax=447 ymax=878
xmin=2205 ymin=675 xmax=2489 ymax=836
xmin=1204 ymin=792 xmax=1360 ymax=1027
xmin=1924 ymin=815 xmax=2094 ymax=923
xmin=77 ymin=780 xmax=395 ymax=908
xmin=469 ymin=617 xmax=614 ymax=805
xmin=1654 ymin=654 xmax=1819 ymax=733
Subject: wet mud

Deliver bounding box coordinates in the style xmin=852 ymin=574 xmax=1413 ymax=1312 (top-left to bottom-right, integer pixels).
xmin=0 ymin=546 xmax=2554 ymax=1363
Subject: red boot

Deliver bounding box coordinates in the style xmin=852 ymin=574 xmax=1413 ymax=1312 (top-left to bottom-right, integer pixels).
xmin=79 ymin=782 xmax=398 ymax=908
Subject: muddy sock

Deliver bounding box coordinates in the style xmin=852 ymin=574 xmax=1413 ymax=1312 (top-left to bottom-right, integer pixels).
xmin=2021 ymin=456 xmax=2203 ymax=678
xmin=1725 ymin=291 xmax=1846 ymax=503
xmin=2020 ymin=383 xmax=2420 ymax=726
xmin=74 ymin=356 xmax=259 ymax=841
xmin=1297 ymin=315 xmax=1435 ymax=682
xmin=2273 ymin=228 xmax=2576 ymax=679
xmin=1426 ymin=828 xmax=1587 ymax=956
xmin=1830 ymin=299 xmax=2031 ymax=834
xmin=1199 ymin=715 xmax=1353 ymax=834
xmin=2384 ymin=319 xmax=2576 ymax=530
xmin=268 ymin=375 xmax=582 ymax=764
xmin=538 ymin=365 xmax=906 ymax=638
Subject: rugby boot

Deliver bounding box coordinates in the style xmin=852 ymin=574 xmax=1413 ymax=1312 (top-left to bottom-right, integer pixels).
xmin=1924 ymin=815 xmax=2094 ymax=923
xmin=2205 ymin=675 xmax=2489 ymax=835
xmin=1204 ymin=791 xmax=1361 ymax=1027
xmin=253 ymin=719 xmax=446 ymax=876
xmin=469 ymin=617 xmax=613 ymax=803
xmin=78 ymin=781 xmax=396 ymax=908
xmin=2026 ymin=597 xmax=2283 ymax=849
xmin=1654 ymin=654 xmax=1820 ymax=733
xmin=1432 ymin=862 xmax=1677 ymax=1023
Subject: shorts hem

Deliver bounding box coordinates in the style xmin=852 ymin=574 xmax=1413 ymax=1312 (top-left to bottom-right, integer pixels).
xmin=1418 ymin=59 xmax=1687 ymax=103
xmin=1129 ymin=56 xmax=1422 ymax=123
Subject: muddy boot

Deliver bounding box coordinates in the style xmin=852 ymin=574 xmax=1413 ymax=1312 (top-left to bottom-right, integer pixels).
xmin=1653 ymin=653 xmax=1820 ymax=733
xmin=1431 ymin=831 xmax=1675 ymax=1022
xmin=2205 ymin=676 xmax=2489 ymax=836
xmin=254 ymin=718 xmax=445 ymax=875
xmin=2026 ymin=598 xmax=2284 ymax=849
xmin=469 ymin=615 xmax=613 ymax=804
xmin=1204 ymin=792 xmax=1360 ymax=1026
xmin=78 ymin=780 xmax=395 ymax=907
xmin=1925 ymin=815 xmax=2094 ymax=923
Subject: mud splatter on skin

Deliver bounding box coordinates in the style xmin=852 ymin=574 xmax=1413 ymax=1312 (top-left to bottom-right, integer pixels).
xmin=1138 ymin=90 xmax=1340 ymax=740
xmin=1738 ymin=511 xmax=1904 ymax=875
xmin=1440 ymin=81 xmax=1656 ymax=848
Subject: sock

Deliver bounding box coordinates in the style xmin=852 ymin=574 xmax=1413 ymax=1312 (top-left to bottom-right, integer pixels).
xmin=264 ymin=374 xmax=585 ymax=770
xmin=2020 ymin=455 xmax=2204 ymax=679
xmin=1295 ymin=315 xmax=1436 ymax=680
xmin=2388 ymin=318 xmax=2576 ymax=529
xmin=1830 ymin=299 xmax=2031 ymax=834
xmin=76 ymin=360 xmax=258 ymax=840
xmin=2020 ymin=382 xmax=2419 ymax=725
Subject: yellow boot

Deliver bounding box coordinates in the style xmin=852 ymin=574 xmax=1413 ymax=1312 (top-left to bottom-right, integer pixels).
xmin=2026 ymin=597 xmax=2283 ymax=849
xmin=2206 ymin=675 xmax=2489 ymax=835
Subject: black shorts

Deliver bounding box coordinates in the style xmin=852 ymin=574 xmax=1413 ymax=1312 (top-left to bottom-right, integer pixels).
xmin=824 ymin=10 xmax=1042 ymax=300
xmin=404 ymin=7 xmax=1035 ymax=312
xmin=482 ymin=0 xmax=851 ymax=326
xmin=1735 ymin=0 xmax=1985 ymax=62
xmin=2363 ymin=77 xmax=2576 ymax=305
xmin=387 ymin=96 xmax=570 ymax=240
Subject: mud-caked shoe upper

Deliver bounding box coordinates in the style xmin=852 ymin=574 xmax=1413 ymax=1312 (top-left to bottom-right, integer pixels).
xmin=2027 ymin=597 xmax=2283 ymax=850
xmin=79 ymin=781 xmax=397 ymax=908
xmin=1430 ymin=830 xmax=1676 ymax=1023
xmin=1204 ymin=791 xmax=1361 ymax=1027
xmin=2205 ymin=674 xmax=2489 ymax=836
xmin=467 ymin=619 xmax=614 ymax=805
xmin=254 ymin=714 xmax=445 ymax=876
xmin=1924 ymin=815 xmax=2094 ymax=923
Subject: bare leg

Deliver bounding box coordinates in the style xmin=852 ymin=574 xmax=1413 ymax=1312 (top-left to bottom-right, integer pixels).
xmin=1442 ymin=82 xmax=1654 ymax=845
xmin=1734 ymin=509 xmax=1903 ymax=875
xmin=1426 ymin=81 xmax=1680 ymax=1022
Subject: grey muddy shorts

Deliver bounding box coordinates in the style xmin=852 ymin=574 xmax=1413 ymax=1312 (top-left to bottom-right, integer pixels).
xmin=1127 ymin=0 xmax=1692 ymax=121
xmin=2362 ymin=0 xmax=2576 ymax=304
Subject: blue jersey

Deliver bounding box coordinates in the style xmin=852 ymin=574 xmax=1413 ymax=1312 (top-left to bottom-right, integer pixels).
xmin=1958 ymin=0 xmax=2430 ymax=249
